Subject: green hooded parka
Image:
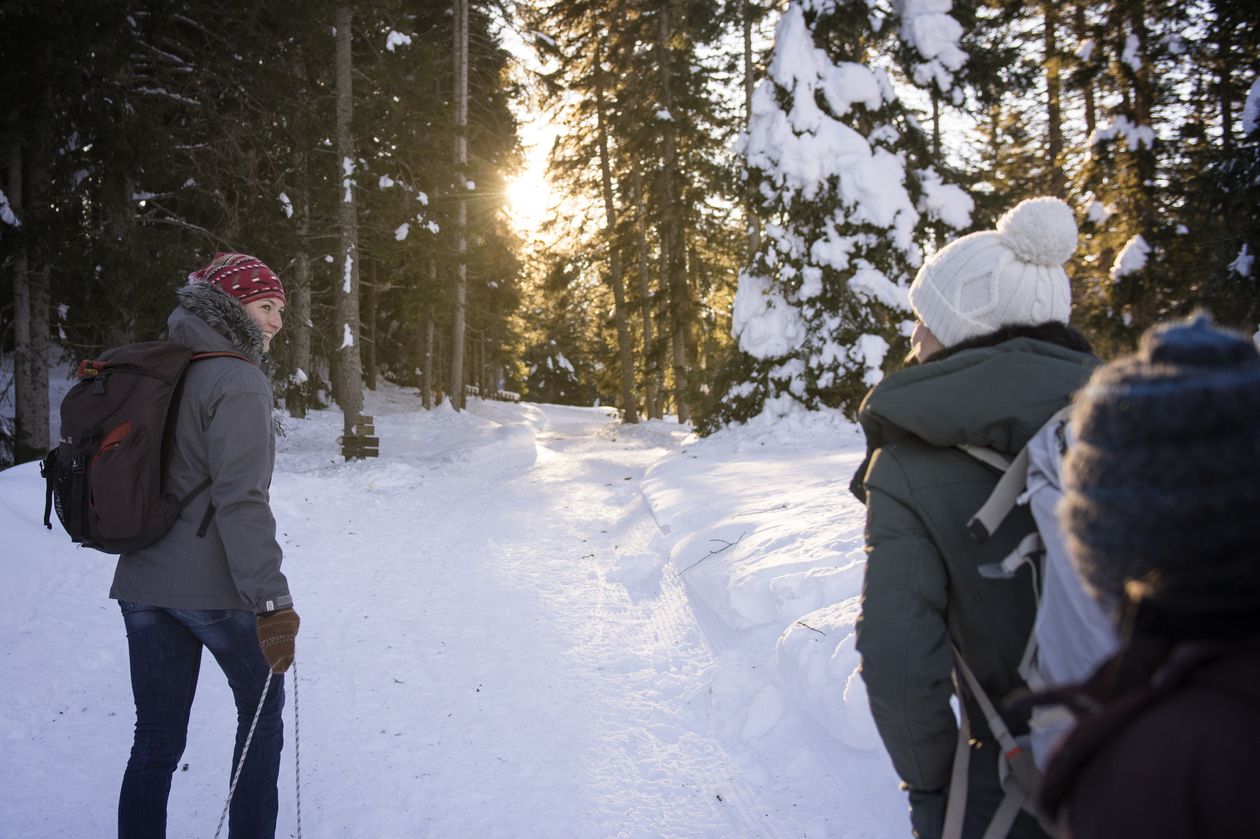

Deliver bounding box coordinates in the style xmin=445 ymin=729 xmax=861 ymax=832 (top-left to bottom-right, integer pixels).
xmin=854 ymin=333 xmax=1097 ymax=838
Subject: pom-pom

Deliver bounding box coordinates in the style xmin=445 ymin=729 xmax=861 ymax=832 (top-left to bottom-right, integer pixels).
xmin=997 ymin=197 xmax=1078 ymax=266
xmin=1142 ymin=313 xmax=1260 ymax=369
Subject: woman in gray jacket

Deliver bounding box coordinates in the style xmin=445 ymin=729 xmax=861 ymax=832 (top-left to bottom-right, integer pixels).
xmin=112 ymin=252 xmax=299 ymax=839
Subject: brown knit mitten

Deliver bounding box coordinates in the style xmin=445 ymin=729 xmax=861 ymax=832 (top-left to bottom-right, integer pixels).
xmin=256 ymin=608 xmax=300 ymax=673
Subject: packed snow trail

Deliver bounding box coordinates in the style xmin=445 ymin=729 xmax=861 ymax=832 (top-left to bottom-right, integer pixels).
xmin=0 ymin=387 xmax=908 ymax=838
xmin=284 ymin=401 xmax=776 ymax=837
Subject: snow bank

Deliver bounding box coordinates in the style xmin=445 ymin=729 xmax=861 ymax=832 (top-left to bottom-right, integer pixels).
xmin=642 ymin=407 xmax=883 ymax=755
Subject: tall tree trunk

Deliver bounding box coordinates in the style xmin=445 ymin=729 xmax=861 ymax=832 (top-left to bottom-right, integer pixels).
xmin=986 ymin=101 xmax=1004 ymax=192
xmin=287 ymin=147 xmax=313 ymax=418
xmin=335 ymin=5 xmax=364 ymax=435
xmin=421 ymin=258 xmax=436 ymax=409
xmin=743 ymin=0 xmax=761 ymax=261
xmin=9 ymin=143 xmax=45 ymax=464
xmin=12 ymin=71 xmax=51 ymax=464
xmin=632 ymin=169 xmax=661 ymax=419
xmin=478 ymin=331 xmax=487 ymax=392
xmin=1214 ymin=5 xmax=1235 ymax=151
xmin=930 ymin=90 xmax=944 ymax=249
xmin=1075 ymin=5 xmax=1097 ymax=137
xmin=1044 ymin=1 xmax=1066 ymax=196
xmin=365 ymin=261 xmax=378 ymax=391
xmin=656 ymin=5 xmax=690 ymax=424
xmin=449 ymin=0 xmax=470 ymax=411
xmin=594 ymin=36 xmax=639 ymax=423
xmin=1127 ymin=0 xmax=1157 ymax=231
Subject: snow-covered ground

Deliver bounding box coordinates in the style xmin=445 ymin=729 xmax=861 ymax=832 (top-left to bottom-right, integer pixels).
xmin=1 ymin=381 xmax=907 ymax=838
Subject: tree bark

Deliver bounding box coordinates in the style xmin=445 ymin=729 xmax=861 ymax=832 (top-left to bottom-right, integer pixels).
xmin=287 ymin=146 xmax=313 ymax=418
xmin=1127 ymin=0 xmax=1157 ymax=230
xmin=478 ymin=330 xmax=487 ymax=392
xmin=1075 ymin=6 xmax=1097 ymax=137
xmin=594 ymin=35 xmax=639 ymax=423
xmin=449 ymin=0 xmax=469 ymax=410
xmin=1214 ymin=5 xmax=1235 ymax=151
xmin=743 ymin=0 xmax=761 ymax=261
xmin=656 ymin=5 xmax=690 ymax=423
xmin=9 ymin=143 xmax=42 ymax=464
xmin=632 ymin=169 xmax=661 ymax=419
xmin=11 ymin=70 xmax=52 ymax=463
xmin=1044 ymin=1 xmax=1066 ymax=196
xmin=335 ymin=5 xmax=364 ymax=435
xmin=421 ymin=258 xmax=436 ymax=409
xmin=365 ymin=260 xmax=378 ymax=391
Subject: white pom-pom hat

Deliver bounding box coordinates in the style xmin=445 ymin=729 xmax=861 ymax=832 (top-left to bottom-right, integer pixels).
xmin=908 ymin=196 xmax=1077 ymax=348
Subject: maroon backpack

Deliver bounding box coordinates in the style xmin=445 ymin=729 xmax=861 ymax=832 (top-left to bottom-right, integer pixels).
xmin=41 ymin=341 xmax=248 ymax=554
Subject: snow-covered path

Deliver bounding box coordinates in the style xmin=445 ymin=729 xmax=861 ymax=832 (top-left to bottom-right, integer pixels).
xmin=293 ymin=403 xmax=771 ymax=836
xmin=1 ymin=388 xmax=907 ymax=838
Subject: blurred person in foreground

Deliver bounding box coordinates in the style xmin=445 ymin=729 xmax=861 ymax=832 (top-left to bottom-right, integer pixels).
xmin=1038 ymin=313 xmax=1260 ymax=837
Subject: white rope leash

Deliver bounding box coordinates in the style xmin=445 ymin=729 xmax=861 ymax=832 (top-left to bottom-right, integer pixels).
xmin=293 ymin=663 xmax=303 ymax=838
xmin=214 ymin=668 xmax=275 ymax=839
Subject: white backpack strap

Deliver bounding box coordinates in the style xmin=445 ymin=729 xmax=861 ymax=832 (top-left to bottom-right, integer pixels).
xmin=957 ymin=444 xmax=1012 ymax=473
xmin=950 ymin=645 xmax=1048 ymax=838
xmin=983 ymin=786 xmax=1028 ymax=839
xmin=951 ymin=648 xmax=1031 ymax=784
xmin=962 ymin=446 xmax=1030 ymax=543
xmin=942 ymin=671 xmax=973 ymax=839
xmin=960 ymin=405 xmax=1073 ymax=544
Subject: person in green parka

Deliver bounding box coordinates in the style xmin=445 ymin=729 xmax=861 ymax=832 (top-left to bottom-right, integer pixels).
xmin=852 ymin=197 xmax=1099 ymax=839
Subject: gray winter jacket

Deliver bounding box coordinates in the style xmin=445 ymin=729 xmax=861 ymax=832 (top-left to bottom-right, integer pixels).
xmin=110 ymin=283 xmax=292 ymax=613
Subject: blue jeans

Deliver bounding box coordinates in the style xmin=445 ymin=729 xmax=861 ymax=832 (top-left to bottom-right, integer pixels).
xmin=118 ymin=601 xmax=285 ymax=839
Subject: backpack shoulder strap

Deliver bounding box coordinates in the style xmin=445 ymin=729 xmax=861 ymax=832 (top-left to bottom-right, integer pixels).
xmin=962 ymin=446 xmax=1031 ymax=544
xmin=944 ymin=646 xmax=1050 ymax=839
xmin=168 ymin=351 xmax=250 ymax=525
xmin=958 ymin=405 xmax=1073 ymax=544
xmin=190 ymin=350 xmax=252 ymax=364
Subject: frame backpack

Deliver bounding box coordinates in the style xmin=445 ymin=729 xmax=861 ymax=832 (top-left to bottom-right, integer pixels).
xmin=942 ymin=406 xmax=1120 ymax=839
xmin=40 ymin=341 xmax=249 ymax=554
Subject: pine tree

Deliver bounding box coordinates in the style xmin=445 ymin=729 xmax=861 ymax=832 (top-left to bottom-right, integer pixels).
xmin=1065 ymin=0 xmax=1257 ymax=355
xmin=701 ymin=0 xmax=973 ymax=431
xmin=528 ymin=0 xmax=740 ymax=421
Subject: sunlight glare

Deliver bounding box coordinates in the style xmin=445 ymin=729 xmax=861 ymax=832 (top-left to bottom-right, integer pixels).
xmin=506 ymin=167 xmax=553 ymax=233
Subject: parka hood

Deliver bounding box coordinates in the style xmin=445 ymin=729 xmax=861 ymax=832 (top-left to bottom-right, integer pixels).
xmin=860 ymin=337 xmax=1098 ymax=454
xmin=851 ymin=337 xmax=1098 ymax=501
xmin=169 ymin=282 xmax=266 ymax=365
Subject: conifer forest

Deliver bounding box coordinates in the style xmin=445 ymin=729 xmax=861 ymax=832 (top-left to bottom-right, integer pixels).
xmin=3 ymin=0 xmax=1259 ymax=466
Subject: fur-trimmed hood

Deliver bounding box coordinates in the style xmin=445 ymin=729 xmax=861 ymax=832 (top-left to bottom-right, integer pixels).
xmin=169 ymin=282 xmax=266 ymax=364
